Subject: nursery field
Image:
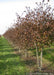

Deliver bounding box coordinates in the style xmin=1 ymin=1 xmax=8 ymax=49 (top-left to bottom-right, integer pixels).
xmin=0 ymin=36 xmax=54 ymax=75
xmin=0 ymin=37 xmax=29 ymax=75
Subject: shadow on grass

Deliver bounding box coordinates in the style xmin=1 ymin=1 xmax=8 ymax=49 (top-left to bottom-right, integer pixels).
xmin=32 ymin=47 xmax=54 ymax=63
xmin=43 ymin=48 xmax=54 ymax=63
xmin=0 ymin=49 xmax=14 ymax=52
xmin=0 ymin=51 xmax=26 ymax=75
xmin=0 ymin=58 xmax=26 ymax=75
xmin=21 ymin=57 xmax=36 ymax=66
xmin=0 ymin=53 xmax=19 ymax=60
xmin=43 ymin=62 xmax=54 ymax=70
xmin=0 ymin=37 xmax=27 ymax=75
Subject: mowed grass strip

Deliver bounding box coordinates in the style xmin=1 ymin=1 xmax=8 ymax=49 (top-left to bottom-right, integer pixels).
xmin=0 ymin=36 xmax=54 ymax=75
xmin=0 ymin=37 xmax=28 ymax=75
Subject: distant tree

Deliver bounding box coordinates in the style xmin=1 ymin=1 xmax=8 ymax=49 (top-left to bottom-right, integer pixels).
xmin=0 ymin=35 xmax=1 ymax=37
xmin=3 ymin=27 xmax=17 ymax=46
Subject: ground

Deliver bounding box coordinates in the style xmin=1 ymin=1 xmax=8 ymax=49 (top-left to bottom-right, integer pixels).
xmin=0 ymin=36 xmax=54 ymax=75
xmin=0 ymin=37 xmax=29 ymax=75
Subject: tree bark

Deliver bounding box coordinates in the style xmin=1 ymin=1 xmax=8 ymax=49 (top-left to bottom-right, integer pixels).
xmin=19 ymin=48 xmax=20 ymax=53
xmin=40 ymin=49 xmax=42 ymax=69
xmin=39 ymin=48 xmax=43 ymax=71
xmin=35 ymin=43 xmax=39 ymax=69
xmin=25 ymin=49 xmax=28 ymax=58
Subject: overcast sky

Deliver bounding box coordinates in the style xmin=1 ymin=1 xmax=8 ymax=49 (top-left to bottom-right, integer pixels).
xmin=0 ymin=0 xmax=54 ymax=35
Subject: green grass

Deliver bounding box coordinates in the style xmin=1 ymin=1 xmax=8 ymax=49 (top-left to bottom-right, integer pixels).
xmin=28 ymin=44 xmax=54 ymax=70
xmin=0 ymin=37 xmax=29 ymax=75
xmin=0 ymin=36 xmax=54 ymax=75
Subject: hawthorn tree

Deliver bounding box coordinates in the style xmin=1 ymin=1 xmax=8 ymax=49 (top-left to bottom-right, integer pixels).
xmin=15 ymin=0 xmax=54 ymax=71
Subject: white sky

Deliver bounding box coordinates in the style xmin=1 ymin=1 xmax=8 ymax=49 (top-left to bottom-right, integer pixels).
xmin=0 ymin=0 xmax=54 ymax=35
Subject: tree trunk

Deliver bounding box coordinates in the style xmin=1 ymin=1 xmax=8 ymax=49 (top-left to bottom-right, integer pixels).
xmin=40 ymin=49 xmax=42 ymax=69
xmin=19 ymin=48 xmax=21 ymax=53
xmin=35 ymin=43 xmax=39 ymax=69
xmin=39 ymin=48 xmax=43 ymax=71
xmin=25 ymin=49 xmax=28 ymax=58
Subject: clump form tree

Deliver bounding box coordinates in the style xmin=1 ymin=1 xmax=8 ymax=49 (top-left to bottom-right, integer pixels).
xmin=15 ymin=1 xmax=54 ymax=71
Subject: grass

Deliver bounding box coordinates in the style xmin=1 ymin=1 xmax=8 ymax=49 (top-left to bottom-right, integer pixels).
xmin=0 ymin=36 xmax=54 ymax=75
xmin=28 ymin=44 xmax=54 ymax=71
xmin=0 ymin=37 xmax=29 ymax=75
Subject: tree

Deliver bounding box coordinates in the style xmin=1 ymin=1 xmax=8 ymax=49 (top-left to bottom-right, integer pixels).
xmin=3 ymin=0 xmax=54 ymax=71
xmin=15 ymin=1 xmax=54 ymax=71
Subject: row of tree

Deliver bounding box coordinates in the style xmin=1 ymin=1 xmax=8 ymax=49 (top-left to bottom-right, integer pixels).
xmin=3 ymin=1 xmax=54 ymax=71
